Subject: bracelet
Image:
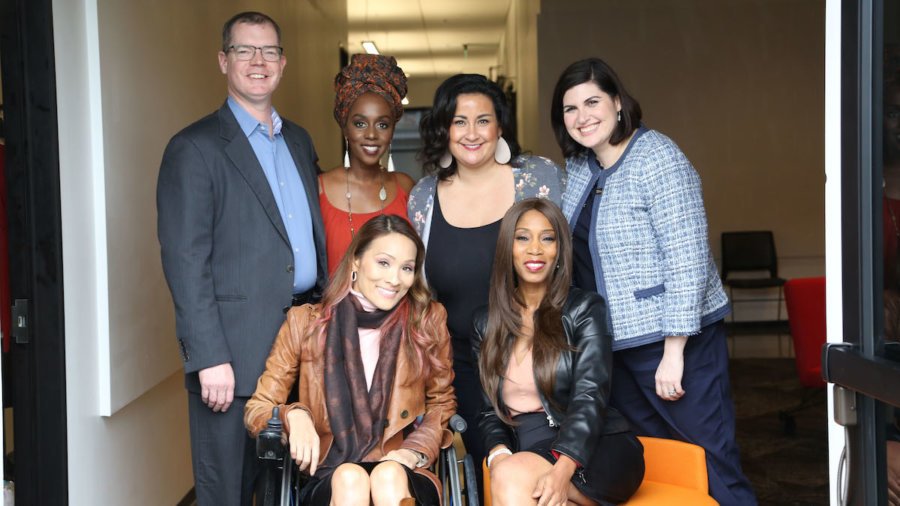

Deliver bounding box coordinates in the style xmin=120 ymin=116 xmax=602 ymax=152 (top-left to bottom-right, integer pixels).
xmin=487 ymin=448 xmax=513 ymax=468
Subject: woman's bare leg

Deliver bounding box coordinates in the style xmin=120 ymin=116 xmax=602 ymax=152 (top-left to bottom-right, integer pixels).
xmin=490 ymin=452 xmax=597 ymax=506
xmin=369 ymin=461 xmax=413 ymax=506
xmin=329 ymin=463 xmax=370 ymax=506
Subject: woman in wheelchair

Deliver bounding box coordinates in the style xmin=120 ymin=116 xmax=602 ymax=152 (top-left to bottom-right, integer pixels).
xmin=473 ymin=199 xmax=645 ymax=505
xmin=245 ymin=214 xmax=456 ymax=506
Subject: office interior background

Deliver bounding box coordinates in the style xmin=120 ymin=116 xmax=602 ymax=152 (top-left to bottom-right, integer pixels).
xmin=1 ymin=0 xmax=843 ymax=504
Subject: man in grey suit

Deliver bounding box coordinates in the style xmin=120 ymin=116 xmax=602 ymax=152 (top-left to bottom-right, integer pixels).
xmin=157 ymin=11 xmax=326 ymax=505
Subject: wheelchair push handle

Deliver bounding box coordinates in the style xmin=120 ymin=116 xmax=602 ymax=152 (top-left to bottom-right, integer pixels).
xmin=257 ymin=406 xmax=286 ymax=461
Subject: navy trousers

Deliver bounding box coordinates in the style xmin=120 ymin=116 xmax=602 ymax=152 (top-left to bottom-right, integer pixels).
xmin=609 ymin=321 xmax=757 ymax=506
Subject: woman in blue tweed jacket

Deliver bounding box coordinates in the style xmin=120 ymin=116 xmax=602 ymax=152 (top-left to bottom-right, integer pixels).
xmin=552 ymin=58 xmax=756 ymax=506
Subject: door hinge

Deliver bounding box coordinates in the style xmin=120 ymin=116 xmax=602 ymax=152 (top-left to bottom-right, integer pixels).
xmin=833 ymin=385 xmax=857 ymax=427
xmin=11 ymin=299 xmax=30 ymax=344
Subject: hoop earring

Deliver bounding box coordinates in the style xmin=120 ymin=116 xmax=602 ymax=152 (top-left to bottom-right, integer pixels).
xmin=439 ymin=152 xmax=453 ymax=169
xmin=495 ymin=137 xmax=511 ymax=164
xmin=343 ymin=138 xmax=351 ymax=169
xmin=351 ymin=271 xmax=357 ymax=282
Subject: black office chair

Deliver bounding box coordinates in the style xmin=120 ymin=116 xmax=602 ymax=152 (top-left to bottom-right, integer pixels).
xmin=721 ymin=231 xmax=788 ymax=354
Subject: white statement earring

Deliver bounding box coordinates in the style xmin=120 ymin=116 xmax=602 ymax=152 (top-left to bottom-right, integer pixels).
xmin=494 ymin=137 xmax=511 ymax=164
xmin=439 ymin=152 xmax=453 ymax=169
xmin=351 ymin=271 xmax=358 ymax=282
xmin=343 ymin=138 xmax=351 ymax=169
xmin=617 ymin=111 xmax=622 ymax=122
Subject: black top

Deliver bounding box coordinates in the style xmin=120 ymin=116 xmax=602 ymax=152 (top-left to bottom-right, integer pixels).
xmin=572 ymin=188 xmax=598 ymax=293
xmin=425 ymin=191 xmax=501 ymax=366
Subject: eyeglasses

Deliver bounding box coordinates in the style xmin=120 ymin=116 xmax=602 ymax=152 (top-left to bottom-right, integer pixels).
xmin=226 ymin=45 xmax=284 ymax=62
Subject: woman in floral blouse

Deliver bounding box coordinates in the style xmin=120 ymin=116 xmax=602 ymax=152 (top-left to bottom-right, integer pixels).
xmin=407 ymin=74 xmax=564 ymax=496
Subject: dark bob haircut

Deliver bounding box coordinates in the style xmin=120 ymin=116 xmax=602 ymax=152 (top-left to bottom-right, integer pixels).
xmin=222 ymin=12 xmax=282 ymax=52
xmin=419 ymin=74 xmax=521 ymax=181
xmin=550 ymin=58 xmax=642 ymax=159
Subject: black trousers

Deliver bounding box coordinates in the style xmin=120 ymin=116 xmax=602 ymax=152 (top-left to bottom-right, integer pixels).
xmin=187 ymin=392 xmax=259 ymax=506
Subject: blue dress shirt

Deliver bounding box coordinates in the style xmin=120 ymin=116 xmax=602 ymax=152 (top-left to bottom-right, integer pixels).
xmin=228 ymin=98 xmax=317 ymax=292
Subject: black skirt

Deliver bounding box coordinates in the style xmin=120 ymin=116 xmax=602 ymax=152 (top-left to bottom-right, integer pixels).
xmin=512 ymin=412 xmax=645 ymax=505
xmin=300 ymin=461 xmax=439 ymax=505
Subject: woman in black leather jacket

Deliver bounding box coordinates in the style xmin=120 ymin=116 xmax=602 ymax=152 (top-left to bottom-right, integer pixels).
xmin=473 ymin=198 xmax=644 ymax=505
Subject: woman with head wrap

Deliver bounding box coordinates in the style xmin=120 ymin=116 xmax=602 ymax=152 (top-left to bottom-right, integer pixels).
xmin=320 ymin=54 xmax=414 ymax=276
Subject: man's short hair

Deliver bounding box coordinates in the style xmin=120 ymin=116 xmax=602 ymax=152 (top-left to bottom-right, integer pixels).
xmin=222 ymin=11 xmax=282 ymax=51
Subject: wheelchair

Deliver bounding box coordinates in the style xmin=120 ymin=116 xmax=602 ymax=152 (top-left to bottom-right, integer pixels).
xmin=256 ymin=407 xmax=480 ymax=506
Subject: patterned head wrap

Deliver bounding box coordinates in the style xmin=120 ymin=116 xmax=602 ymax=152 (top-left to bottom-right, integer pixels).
xmin=333 ymin=54 xmax=408 ymax=127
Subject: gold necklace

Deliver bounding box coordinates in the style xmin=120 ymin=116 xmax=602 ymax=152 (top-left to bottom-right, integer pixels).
xmin=345 ymin=166 xmax=387 ymax=236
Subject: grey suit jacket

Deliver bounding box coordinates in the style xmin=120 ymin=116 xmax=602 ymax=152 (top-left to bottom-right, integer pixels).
xmin=157 ymin=102 xmax=327 ymax=396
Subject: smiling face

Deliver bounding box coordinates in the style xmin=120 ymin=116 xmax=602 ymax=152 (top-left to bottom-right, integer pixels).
xmin=511 ymin=210 xmax=559 ymax=289
xmin=343 ymin=92 xmax=396 ymax=167
xmin=352 ymin=232 xmax=417 ymax=310
xmin=218 ymin=21 xmax=285 ymax=111
xmin=561 ymin=81 xmax=621 ymax=158
xmin=448 ymin=93 xmax=502 ymax=170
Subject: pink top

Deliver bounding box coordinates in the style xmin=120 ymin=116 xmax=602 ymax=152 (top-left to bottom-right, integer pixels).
xmin=351 ymin=290 xmax=381 ymax=391
xmin=502 ymin=349 xmax=544 ymax=415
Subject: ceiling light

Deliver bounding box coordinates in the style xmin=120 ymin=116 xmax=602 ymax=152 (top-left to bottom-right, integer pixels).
xmin=361 ymin=41 xmax=379 ymax=55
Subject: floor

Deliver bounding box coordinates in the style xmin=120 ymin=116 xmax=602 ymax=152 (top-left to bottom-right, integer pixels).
xmin=731 ymin=358 xmax=829 ymax=506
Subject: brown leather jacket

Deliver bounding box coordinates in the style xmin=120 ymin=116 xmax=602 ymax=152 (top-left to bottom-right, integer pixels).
xmin=245 ymin=301 xmax=456 ymax=490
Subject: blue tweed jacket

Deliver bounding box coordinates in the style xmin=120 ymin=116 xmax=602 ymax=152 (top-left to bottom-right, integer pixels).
xmin=407 ymin=154 xmax=565 ymax=245
xmin=561 ymin=128 xmax=729 ymax=350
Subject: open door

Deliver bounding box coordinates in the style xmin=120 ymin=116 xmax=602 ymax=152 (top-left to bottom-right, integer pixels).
xmin=0 ymin=0 xmax=68 ymax=503
xmin=824 ymin=0 xmax=900 ymax=504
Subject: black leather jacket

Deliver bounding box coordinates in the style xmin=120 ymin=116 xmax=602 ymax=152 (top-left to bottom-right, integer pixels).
xmin=472 ymin=287 xmax=631 ymax=466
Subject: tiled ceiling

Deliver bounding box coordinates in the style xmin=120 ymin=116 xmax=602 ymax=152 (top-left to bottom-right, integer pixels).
xmin=347 ymin=0 xmax=512 ymax=79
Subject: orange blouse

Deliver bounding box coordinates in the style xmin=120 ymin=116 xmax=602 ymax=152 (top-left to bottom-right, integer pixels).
xmin=320 ymin=173 xmax=412 ymax=276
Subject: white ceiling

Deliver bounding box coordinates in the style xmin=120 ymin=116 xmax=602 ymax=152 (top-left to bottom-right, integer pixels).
xmin=347 ymin=0 xmax=512 ymax=79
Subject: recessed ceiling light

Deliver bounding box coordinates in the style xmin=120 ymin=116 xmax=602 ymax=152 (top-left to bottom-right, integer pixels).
xmin=361 ymin=41 xmax=379 ymax=55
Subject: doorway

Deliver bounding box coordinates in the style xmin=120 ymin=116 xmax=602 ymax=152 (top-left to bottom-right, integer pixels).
xmin=0 ymin=0 xmax=68 ymax=503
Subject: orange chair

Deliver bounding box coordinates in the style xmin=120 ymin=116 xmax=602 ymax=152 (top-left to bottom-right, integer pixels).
xmin=625 ymin=436 xmax=717 ymax=505
xmin=482 ymin=436 xmax=717 ymax=505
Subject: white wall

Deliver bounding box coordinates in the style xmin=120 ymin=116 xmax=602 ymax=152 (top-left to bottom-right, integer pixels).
xmin=530 ymin=0 xmax=825 ymax=275
xmin=500 ymin=0 xmax=541 ymax=153
xmin=54 ymin=0 xmax=346 ymax=503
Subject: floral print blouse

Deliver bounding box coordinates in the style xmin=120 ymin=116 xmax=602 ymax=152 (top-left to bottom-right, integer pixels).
xmin=407 ymin=155 xmax=566 ymax=243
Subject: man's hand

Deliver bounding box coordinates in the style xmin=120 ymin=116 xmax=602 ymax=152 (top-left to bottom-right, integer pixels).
xmin=198 ymin=363 xmax=235 ymax=412
xmin=287 ymin=409 xmax=321 ymax=475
